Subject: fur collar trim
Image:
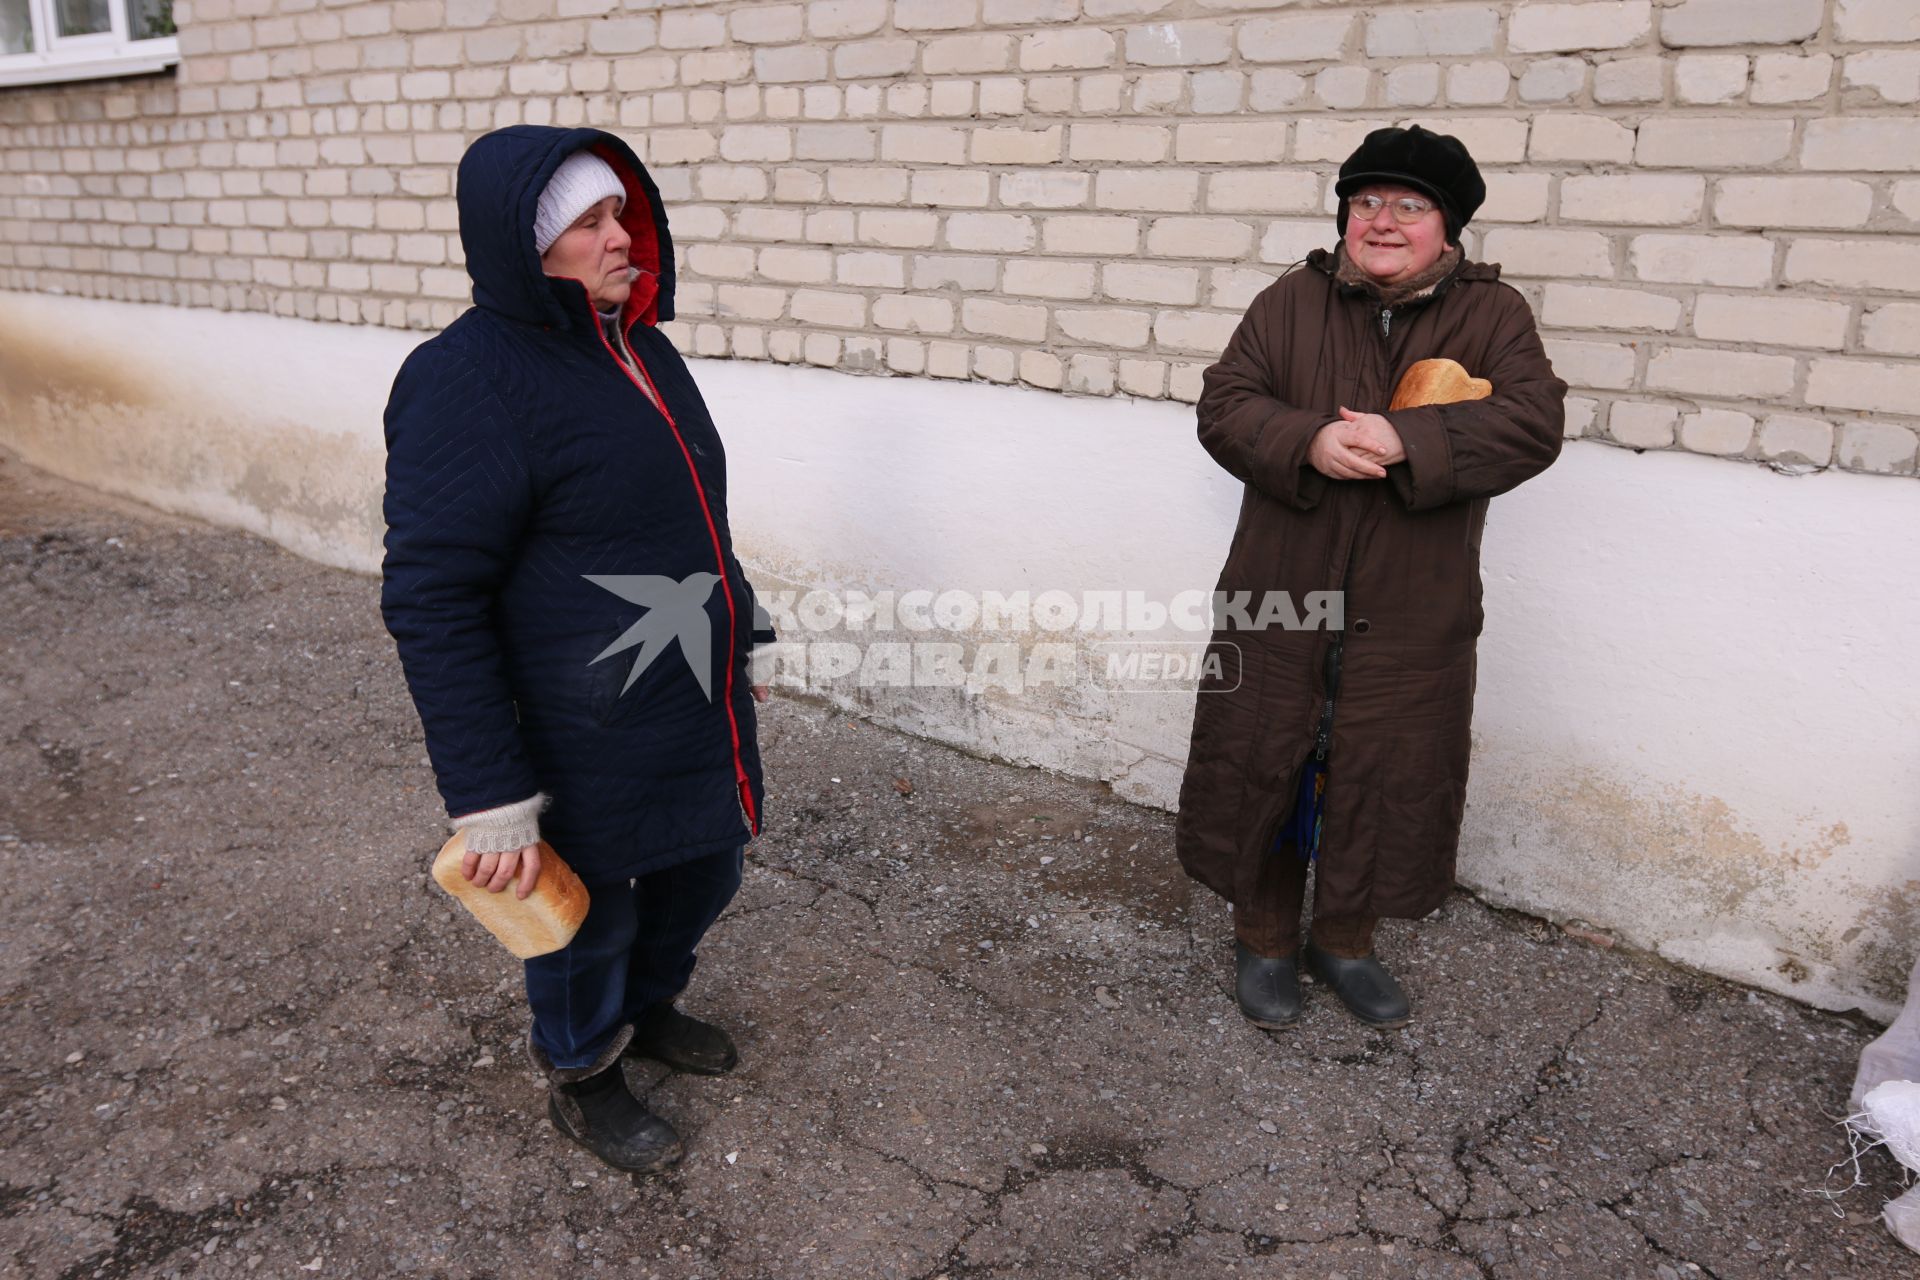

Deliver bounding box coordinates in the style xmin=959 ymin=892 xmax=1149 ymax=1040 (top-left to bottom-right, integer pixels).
xmin=1332 ymin=243 xmax=1464 ymax=308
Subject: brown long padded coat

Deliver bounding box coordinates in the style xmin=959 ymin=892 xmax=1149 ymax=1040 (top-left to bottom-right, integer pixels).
xmin=1175 ymin=246 xmax=1567 ymax=923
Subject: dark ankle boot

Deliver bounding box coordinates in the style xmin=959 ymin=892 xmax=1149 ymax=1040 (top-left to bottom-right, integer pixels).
xmin=627 ymin=1002 xmax=739 ymax=1076
xmin=1304 ymin=943 xmax=1410 ymax=1029
xmin=1235 ymin=941 xmax=1302 ymax=1029
xmin=531 ymin=1027 xmax=684 ymax=1173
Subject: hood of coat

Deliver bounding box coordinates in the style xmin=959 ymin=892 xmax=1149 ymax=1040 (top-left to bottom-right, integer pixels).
xmin=455 ymin=126 xmax=676 ymax=335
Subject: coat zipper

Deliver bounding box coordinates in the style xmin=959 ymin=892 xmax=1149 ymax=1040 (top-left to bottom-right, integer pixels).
xmin=584 ymin=298 xmax=760 ymax=837
xmin=1380 ymin=306 xmax=1393 ymax=341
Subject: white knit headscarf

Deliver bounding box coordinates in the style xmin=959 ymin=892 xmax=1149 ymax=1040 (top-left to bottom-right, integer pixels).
xmin=533 ymin=151 xmax=626 ymax=256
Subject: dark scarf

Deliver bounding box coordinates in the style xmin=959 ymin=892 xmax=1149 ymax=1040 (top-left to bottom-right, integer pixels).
xmin=1333 ymin=243 xmax=1464 ymax=309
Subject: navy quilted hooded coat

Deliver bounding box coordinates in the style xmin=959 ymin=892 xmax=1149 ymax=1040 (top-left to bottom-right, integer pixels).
xmin=381 ymin=125 xmax=769 ymax=885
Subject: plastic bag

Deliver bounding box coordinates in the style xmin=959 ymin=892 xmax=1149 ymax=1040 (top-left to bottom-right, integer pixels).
xmin=1853 ymin=955 xmax=1920 ymax=1114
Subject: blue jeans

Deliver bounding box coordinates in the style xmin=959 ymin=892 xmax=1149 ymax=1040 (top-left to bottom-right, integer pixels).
xmin=523 ymin=847 xmax=743 ymax=1071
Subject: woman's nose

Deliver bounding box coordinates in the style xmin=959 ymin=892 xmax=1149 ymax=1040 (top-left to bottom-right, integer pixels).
xmin=607 ymin=222 xmax=631 ymax=254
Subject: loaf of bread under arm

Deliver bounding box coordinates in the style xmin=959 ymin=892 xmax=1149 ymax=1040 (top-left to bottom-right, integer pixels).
xmin=431 ymin=830 xmax=590 ymax=959
xmin=1389 ymin=357 xmax=1493 ymax=411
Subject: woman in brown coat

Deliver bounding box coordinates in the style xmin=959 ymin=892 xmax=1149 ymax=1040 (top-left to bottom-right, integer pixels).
xmin=1176 ymin=126 xmax=1567 ymax=1030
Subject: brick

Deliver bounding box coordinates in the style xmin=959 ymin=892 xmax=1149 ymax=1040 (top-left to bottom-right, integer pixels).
xmin=1862 ymin=304 xmax=1920 ymax=357
xmin=1191 ymin=70 xmax=1246 ymax=113
xmin=1756 ymin=414 xmax=1834 ymax=467
xmin=986 ymin=0 xmax=1077 ymax=23
xmin=1019 ymin=350 xmax=1064 ymax=390
xmin=1542 ymin=284 xmax=1684 ymax=331
xmin=1095 ymin=170 xmax=1200 ymax=212
xmin=1480 ymin=173 xmax=1553 ymax=222
xmin=1066 ymin=354 xmax=1117 ymax=396
xmin=962 ymin=297 xmax=1049 ymax=342
xmin=1637 ymin=119 xmax=1792 ymax=169
xmin=588 ymin=16 xmax=656 ymax=54
xmin=729 ymin=4 xmax=803 ymax=43
xmin=1674 ymin=54 xmax=1748 ymax=105
xmin=1608 ymin=402 xmax=1678 ymax=447
xmin=1560 ymin=175 xmax=1704 ymax=225
xmin=1154 ymin=309 xmax=1238 ymax=356
xmin=1525 ymin=110 xmax=1646 ymax=166
xmin=912 ymin=254 xmax=998 ymax=290
xmin=1021 ymin=28 xmax=1115 ymax=71
xmin=880 ymin=126 xmax=968 ymax=166
xmin=1259 ymin=221 xmax=1335 ymax=266
xmin=1784 ymin=238 xmax=1920 ymax=293
xmin=1447 ymin=61 xmax=1511 ymax=106
xmin=806 ymin=0 xmax=884 ymax=39
xmin=1124 ymin=20 xmax=1233 ymax=67
xmin=1678 ymin=408 xmax=1754 ymax=455
xmin=1250 ymin=69 xmax=1310 ymax=110
xmin=1801 ymin=119 xmax=1920 ymax=172
xmin=649 ymin=129 xmax=718 ymax=165
xmin=1693 ymin=294 xmax=1850 ymax=349
xmin=789 ymin=289 xmax=865 ymax=327
xmin=910 ymin=171 xmax=990 ymax=206
xmin=1545 ymin=339 xmax=1638 ymax=389
xmin=1713 ymin=177 xmax=1873 ymax=230
xmin=946 ymin=212 xmax=1036 ymax=252
xmin=1896 ymin=182 xmax=1920 ymax=221
xmin=1646 ymin=346 xmax=1796 ymax=398
xmin=1593 ymin=57 xmax=1665 ymax=104
xmin=834 ymin=38 xmax=917 ymax=79
xmin=659 ymin=10 xmax=724 ymax=48
xmin=922 ymin=33 xmax=1013 ymax=74
xmin=1519 ymin=58 xmax=1586 ymax=104
xmin=1563 ymin=397 xmax=1599 ymax=438
xmin=1104 ymin=262 xmax=1199 ymax=305
xmin=1174 ymin=123 xmax=1287 ymax=165
xmin=1211 ymin=267 xmax=1273 ymax=310
xmin=1483 ymin=228 xmax=1615 ymax=279
xmin=720 ymin=125 xmax=791 ymax=163
xmin=1835 ymin=0 xmax=1920 ymax=42
xmin=1661 ymin=0 xmax=1821 ymax=46
xmin=1844 ymin=52 xmax=1920 ymax=106
xmin=1631 ymin=234 xmax=1774 ymax=287
xmin=836 ymin=251 xmax=905 ymax=288
xmin=1000 ymin=170 xmax=1090 ymax=208
xmin=688 ymin=243 xmax=756 ymax=278
xmin=1118 ymin=358 xmax=1168 ymax=397
xmin=1206 ymin=169 xmax=1320 ymax=215
xmin=1003 ymin=259 xmax=1096 ymax=299
xmin=1042 ymin=215 xmax=1139 ymax=256
xmin=872 ymin=294 xmax=954 ymax=333
xmin=1510 ymin=2 xmax=1653 ymax=54
xmin=1835 ymin=421 xmax=1917 ymax=474
xmin=857 ymin=210 xmax=939 ymax=248
xmin=828 ymin=167 xmax=908 ymax=204
xmin=1238 ymin=14 xmax=1354 ymax=63
xmin=1069 ymin=124 xmax=1170 ymax=164
xmin=1366 ymin=6 xmax=1498 ymax=57
xmin=1807 ymin=359 xmax=1920 ymax=416
xmin=1386 ymin=63 xmax=1442 ymax=107
xmin=1144 ymin=217 xmax=1254 ymax=259
xmin=696 ymin=166 xmax=767 ymax=202
xmin=754 ymin=45 xmax=828 ymax=82
xmin=757 ymin=246 xmax=833 ymax=284
xmin=795 ymin=125 xmax=876 ymax=162
xmin=970 ymin=126 xmax=1064 ymax=166
xmin=1752 ymin=53 xmax=1832 ymax=104
xmin=1316 ymin=67 xmax=1371 ymax=110
xmin=1400 ymin=116 xmax=1529 ymax=164
xmin=1293 ymin=120 xmax=1377 ymax=163
xmin=894 ymin=0 xmax=976 ymax=30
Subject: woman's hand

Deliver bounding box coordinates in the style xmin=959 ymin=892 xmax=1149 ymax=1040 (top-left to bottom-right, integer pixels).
xmin=462 ymin=843 xmax=542 ymax=899
xmin=752 ymin=683 xmax=769 ymax=703
xmin=1335 ymin=407 xmax=1407 ymax=465
xmin=1309 ymin=421 xmax=1389 ymax=480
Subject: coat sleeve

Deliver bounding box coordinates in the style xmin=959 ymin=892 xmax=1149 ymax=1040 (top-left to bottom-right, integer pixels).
xmin=1385 ymin=287 xmax=1568 ymax=512
xmin=379 ymin=342 xmax=542 ymax=820
xmin=1195 ymin=285 xmax=1332 ymax=513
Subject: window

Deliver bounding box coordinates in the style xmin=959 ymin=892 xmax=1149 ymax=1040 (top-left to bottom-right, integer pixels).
xmin=0 ymin=0 xmax=178 ymax=88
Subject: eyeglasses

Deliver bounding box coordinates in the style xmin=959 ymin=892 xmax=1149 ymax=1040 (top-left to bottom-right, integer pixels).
xmin=1347 ymin=193 xmax=1438 ymax=224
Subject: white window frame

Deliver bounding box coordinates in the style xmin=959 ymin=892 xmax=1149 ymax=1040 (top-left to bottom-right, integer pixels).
xmin=0 ymin=0 xmax=179 ymax=88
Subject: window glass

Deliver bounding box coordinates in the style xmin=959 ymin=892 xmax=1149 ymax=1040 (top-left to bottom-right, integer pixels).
xmin=128 ymin=0 xmax=173 ymax=39
xmin=54 ymin=0 xmax=113 ymax=37
xmin=0 ymin=0 xmax=33 ymax=53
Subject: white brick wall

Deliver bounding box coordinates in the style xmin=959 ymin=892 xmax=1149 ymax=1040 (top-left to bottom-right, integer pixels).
xmin=1 ymin=0 xmax=1916 ymax=477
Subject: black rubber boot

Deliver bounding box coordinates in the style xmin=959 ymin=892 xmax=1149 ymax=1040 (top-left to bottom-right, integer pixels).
xmin=548 ymin=1064 xmax=685 ymax=1174
xmin=1304 ymin=943 xmax=1411 ymax=1029
xmin=626 ymin=1002 xmax=740 ymax=1076
xmin=1235 ymin=942 xmax=1303 ymax=1030
xmin=531 ymin=1025 xmax=685 ymax=1174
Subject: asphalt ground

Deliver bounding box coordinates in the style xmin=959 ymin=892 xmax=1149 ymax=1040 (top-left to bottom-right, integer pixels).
xmin=1 ymin=454 xmax=1912 ymax=1279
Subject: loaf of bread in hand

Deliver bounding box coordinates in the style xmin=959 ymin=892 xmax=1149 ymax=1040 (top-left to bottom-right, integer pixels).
xmin=1390 ymin=357 xmax=1493 ymax=411
xmin=431 ymin=830 xmax=590 ymax=959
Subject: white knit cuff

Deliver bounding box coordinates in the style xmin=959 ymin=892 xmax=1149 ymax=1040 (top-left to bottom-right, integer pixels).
xmin=451 ymin=793 xmax=547 ymax=855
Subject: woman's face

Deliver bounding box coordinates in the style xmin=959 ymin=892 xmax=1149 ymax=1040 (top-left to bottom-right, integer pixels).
xmin=1344 ymin=184 xmax=1450 ymax=287
xmin=540 ymin=195 xmax=634 ymax=310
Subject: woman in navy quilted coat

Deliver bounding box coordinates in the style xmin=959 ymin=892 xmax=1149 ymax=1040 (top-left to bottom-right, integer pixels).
xmin=381 ymin=126 xmax=773 ymax=1172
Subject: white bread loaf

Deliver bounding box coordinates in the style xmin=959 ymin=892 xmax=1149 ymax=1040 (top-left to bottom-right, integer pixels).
xmin=431 ymin=830 xmax=590 ymax=959
xmin=1390 ymin=357 xmax=1493 ymax=411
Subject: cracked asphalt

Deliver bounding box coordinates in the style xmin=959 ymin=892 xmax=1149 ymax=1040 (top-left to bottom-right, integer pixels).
xmin=1 ymin=452 xmax=1913 ymax=1280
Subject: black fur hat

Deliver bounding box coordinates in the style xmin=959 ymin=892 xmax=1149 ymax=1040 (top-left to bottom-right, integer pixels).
xmin=1335 ymin=125 xmax=1485 ymax=244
